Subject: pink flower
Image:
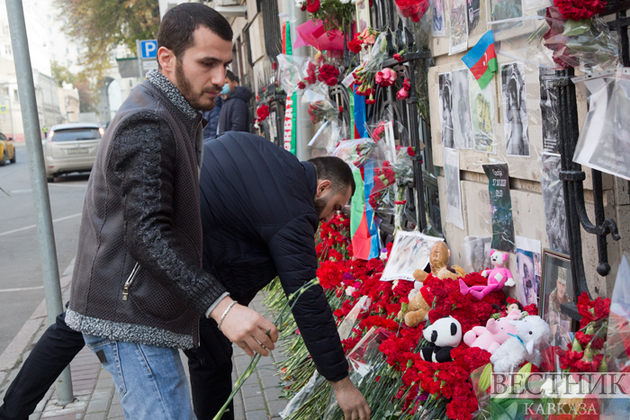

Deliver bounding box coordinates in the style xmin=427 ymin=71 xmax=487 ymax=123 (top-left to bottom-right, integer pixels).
xmin=359 ymin=28 xmax=375 ymax=45
xmin=375 ymin=68 xmax=398 ymax=87
xmin=396 ymin=87 xmax=409 ymax=100
xmin=375 ymin=71 xmax=384 ymax=85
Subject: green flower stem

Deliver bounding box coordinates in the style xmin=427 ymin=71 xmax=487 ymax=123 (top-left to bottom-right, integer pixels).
xmin=212 ymin=279 xmax=320 ymax=420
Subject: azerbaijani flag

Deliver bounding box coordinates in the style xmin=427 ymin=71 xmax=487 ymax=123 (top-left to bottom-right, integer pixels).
xmin=462 ymin=30 xmax=497 ymax=90
xmin=349 ymin=86 xmax=380 ymax=260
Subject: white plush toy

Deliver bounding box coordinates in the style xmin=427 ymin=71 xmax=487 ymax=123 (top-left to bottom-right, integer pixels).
xmin=490 ymin=315 xmax=550 ymax=372
xmin=420 ymin=316 xmax=463 ymax=363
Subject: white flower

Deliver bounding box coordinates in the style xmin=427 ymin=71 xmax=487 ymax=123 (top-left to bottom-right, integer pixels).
xmin=345 ymin=286 xmax=356 ymax=296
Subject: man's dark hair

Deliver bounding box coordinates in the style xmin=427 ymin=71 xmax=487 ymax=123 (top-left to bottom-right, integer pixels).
xmin=308 ymin=157 xmax=356 ymax=196
xmin=226 ymin=70 xmax=239 ymax=84
xmin=158 ymin=3 xmax=233 ymax=61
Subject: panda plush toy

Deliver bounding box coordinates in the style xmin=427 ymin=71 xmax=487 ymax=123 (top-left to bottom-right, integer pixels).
xmin=420 ymin=316 xmax=462 ymax=363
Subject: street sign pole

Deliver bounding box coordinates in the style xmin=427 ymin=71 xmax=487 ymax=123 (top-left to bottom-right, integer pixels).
xmin=5 ymin=0 xmax=73 ymax=405
xmin=137 ymin=39 xmax=158 ymax=80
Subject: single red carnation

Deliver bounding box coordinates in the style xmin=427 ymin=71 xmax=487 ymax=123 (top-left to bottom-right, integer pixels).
xmin=306 ymin=0 xmax=320 ymax=14
xmin=348 ymin=37 xmax=363 ymax=54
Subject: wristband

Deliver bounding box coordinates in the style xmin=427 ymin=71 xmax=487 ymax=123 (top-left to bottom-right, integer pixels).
xmin=217 ymin=301 xmax=237 ymax=330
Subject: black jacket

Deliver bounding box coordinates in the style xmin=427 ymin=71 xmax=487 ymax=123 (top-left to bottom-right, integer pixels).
xmin=66 ymin=71 xmax=226 ymax=350
xmin=218 ymin=86 xmax=252 ymax=134
xmin=200 ymin=132 xmax=349 ymax=382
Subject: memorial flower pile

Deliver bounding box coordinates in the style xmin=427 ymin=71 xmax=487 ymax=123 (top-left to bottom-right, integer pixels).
xmin=258 ymin=214 xmax=624 ymax=420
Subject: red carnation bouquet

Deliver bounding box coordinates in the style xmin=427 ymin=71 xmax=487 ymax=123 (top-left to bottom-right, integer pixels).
xmin=553 ymin=0 xmax=605 ymax=20
xmin=253 ymin=104 xmax=270 ymax=130
xmin=394 ymin=0 xmax=430 ymax=23
xmin=298 ymin=59 xmax=341 ymax=89
xmin=560 ymin=292 xmax=610 ymax=373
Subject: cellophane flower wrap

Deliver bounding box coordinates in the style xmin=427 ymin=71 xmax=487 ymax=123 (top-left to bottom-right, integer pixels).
xmin=532 ymin=7 xmax=619 ymax=71
xmin=369 ymin=146 xmax=415 ymax=229
xmin=277 ymin=54 xmax=310 ymax=96
xmin=303 ymin=83 xmax=340 ymax=124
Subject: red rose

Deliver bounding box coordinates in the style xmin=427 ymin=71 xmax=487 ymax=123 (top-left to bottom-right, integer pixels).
xmin=393 ymin=53 xmax=403 ymax=62
xmin=297 ymin=81 xmax=306 ymax=89
xmin=407 ymin=146 xmax=415 ymax=156
xmin=306 ymin=0 xmax=320 ymax=14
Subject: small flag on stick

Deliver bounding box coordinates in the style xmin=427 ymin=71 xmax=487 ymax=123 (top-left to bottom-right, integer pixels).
xmin=462 ymin=30 xmax=498 ymax=90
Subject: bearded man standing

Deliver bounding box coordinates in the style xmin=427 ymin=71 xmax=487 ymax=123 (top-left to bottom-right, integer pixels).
xmin=65 ymin=5 xmax=277 ymax=418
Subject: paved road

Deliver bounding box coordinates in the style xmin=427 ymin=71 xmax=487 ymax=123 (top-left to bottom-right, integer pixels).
xmin=0 ymin=142 xmax=88 ymax=354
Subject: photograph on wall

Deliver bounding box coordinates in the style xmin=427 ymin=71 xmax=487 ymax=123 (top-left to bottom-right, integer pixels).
xmin=449 ymin=0 xmax=469 ymax=55
xmin=541 ymin=154 xmax=570 ymax=255
xmin=501 ymin=62 xmax=530 ymax=157
xmin=483 ymin=163 xmax=516 ymax=253
xmin=540 ymin=249 xmax=573 ymax=348
xmin=467 ymin=0 xmax=481 ymax=35
xmin=443 ymin=148 xmax=465 ymax=229
xmin=381 ymin=232 xmax=444 ymax=281
xmin=574 ymin=69 xmax=630 ymax=181
xmin=452 ymin=69 xmax=474 ymax=150
xmin=432 ymin=0 xmax=446 ymax=37
xmin=539 ymin=67 xmax=560 ymax=155
xmin=490 ymin=0 xmax=523 ymax=22
xmin=516 ymin=236 xmax=541 ymax=308
xmin=470 ymin=73 xmax=496 ymax=153
xmin=462 ymin=235 xmax=492 ymax=272
xmin=438 ymin=72 xmax=455 ymax=149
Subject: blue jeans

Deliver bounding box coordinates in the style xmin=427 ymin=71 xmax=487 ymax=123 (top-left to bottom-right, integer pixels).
xmin=83 ymin=334 xmax=196 ymax=420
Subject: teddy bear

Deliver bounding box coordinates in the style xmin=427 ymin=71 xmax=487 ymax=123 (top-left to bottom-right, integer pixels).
xmin=463 ymin=306 xmax=521 ymax=354
xmin=402 ymin=242 xmax=467 ymax=328
xmin=490 ymin=315 xmax=550 ymax=372
xmin=459 ymin=250 xmax=514 ymax=300
xmin=420 ymin=316 xmax=463 ymax=363
xmin=413 ymin=241 xmax=466 ymax=283
xmin=403 ymin=286 xmax=432 ymax=328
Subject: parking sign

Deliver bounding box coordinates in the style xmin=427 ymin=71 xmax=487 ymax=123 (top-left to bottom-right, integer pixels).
xmin=140 ymin=40 xmax=157 ymax=59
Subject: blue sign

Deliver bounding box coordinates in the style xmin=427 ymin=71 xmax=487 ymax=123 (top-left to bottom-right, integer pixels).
xmin=140 ymin=40 xmax=157 ymax=59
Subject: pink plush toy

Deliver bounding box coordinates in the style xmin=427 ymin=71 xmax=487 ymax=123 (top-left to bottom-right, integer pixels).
xmin=459 ymin=250 xmax=515 ymax=300
xmin=463 ymin=308 xmax=521 ymax=354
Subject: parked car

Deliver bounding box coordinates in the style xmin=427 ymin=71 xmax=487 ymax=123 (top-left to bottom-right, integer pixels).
xmin=44 ymin=123 xmax=104 ymax=182
xmin=0 ymin=132 xmax=16 ymax=166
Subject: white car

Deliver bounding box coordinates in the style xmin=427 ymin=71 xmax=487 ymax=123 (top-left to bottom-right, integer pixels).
xmin=44 ymin=123 xmax=104 ymax=182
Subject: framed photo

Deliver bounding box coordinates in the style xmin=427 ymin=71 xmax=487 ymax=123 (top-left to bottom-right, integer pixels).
xmin=539 ymin=249 xmax=574 ymax=347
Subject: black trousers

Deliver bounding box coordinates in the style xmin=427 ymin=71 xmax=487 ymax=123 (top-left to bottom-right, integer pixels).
xmin=0 ymin=313 xmax=234 ymax=420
